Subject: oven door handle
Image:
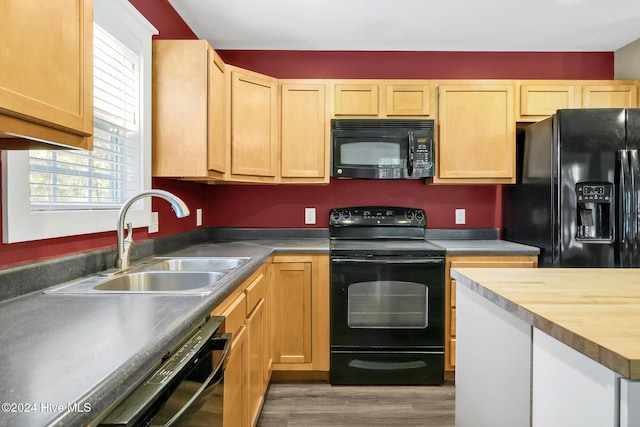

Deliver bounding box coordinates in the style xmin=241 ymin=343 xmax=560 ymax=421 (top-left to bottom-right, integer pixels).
xmin=161 ymin=332 xmax=231 ymax=427
xmin=332 ymin=258 xmax=444 ymax=264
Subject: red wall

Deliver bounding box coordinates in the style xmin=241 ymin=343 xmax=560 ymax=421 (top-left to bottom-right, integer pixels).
xmin=216 ymin=50 xmax=613 ymax=80
xmin=0 ymin=0 xmax=617 ymax=268
xmin=206 ymin=180 xmax=500 ymax=229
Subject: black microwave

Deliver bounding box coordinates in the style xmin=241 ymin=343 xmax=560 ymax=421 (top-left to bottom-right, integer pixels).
xmin=331 ymin=119 xmax=435 ymax=179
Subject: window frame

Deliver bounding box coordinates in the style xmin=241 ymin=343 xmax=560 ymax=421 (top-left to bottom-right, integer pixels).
xmin=1 ymin=0 xmax=157 ymax=244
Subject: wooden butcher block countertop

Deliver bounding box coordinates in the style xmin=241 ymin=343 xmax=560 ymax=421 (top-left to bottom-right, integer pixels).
xmin=451 ymin=268 xmax=640 ymax=380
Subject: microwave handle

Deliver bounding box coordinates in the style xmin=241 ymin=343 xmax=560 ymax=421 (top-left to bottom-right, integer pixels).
xmin=407 ymin=131 xmax=415 ymax=176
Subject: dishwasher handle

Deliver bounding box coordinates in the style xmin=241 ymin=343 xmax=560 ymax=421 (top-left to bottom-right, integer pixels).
xmin=331 ymin=257 xmax=445 ymax=265
xmin=161 ymin=333 xmax=231 ymax=427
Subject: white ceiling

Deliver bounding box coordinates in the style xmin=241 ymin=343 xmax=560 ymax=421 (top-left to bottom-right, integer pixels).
xmin=168 ymin=0 xmax=640 ymax=52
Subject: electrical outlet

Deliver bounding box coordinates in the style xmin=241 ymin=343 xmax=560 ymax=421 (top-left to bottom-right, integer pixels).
xmin=196 ymin=208 xmax=203 ymax=227
xmin=305 ymin=207 xmax=316 ymax=225
xmin=148 ymin=211 xmax=159 ymax=233
xmin=455 ymin=209 xmax=466 ymax=225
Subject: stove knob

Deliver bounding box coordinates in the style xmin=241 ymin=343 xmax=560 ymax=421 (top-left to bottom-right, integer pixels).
xmin=331 ymin=211 xmax=341 ymax=222
xmin=342 ymin=211 xmax=352 ymax=220
xmin=415 ymin=210 xmax=425 ymax=222
xmin=404 ymin=211 xmax=415 ymax=221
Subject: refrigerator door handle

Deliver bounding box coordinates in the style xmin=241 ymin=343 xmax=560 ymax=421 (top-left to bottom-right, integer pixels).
xmin=629 ymin=149 xmax=640 ymax=266
xmin=616 ymin=150 xmax=631 ymax=267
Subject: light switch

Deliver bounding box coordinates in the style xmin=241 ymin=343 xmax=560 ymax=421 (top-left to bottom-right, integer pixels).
xmin=305 ymin=207 xmax=316 ymax=225
xmin=196 ymin=208 xmax=203 ymax=227
xmin=455 ymin=209 xmax=466 ymax=225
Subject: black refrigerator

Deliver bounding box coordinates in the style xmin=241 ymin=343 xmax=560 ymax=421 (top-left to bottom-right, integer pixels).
xmin=503 ymin=108 xmax=640 ymax=267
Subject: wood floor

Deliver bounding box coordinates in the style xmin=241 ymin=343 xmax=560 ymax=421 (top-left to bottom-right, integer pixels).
xmin=256 ymin=382 xmax=455 ymax=427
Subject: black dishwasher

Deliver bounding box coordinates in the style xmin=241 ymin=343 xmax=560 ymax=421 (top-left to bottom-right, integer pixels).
xmin=99 ymin=317 xmax=230 ymax=427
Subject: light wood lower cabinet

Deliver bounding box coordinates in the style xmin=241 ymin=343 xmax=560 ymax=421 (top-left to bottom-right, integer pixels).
xmin=445 ymin=254 xmax=538 ymax=380
xmin=0 ymin=0 xmax=93 ymax=150
xmin=220 ymin=291 xmax=248 ymax=427
xmin=270 ymin=254 xmax=330 ymax=372
xmin=211 ymin=255 xmax=328 ymax=426
xmin=211 ymin=264 xmax=271 ymax=427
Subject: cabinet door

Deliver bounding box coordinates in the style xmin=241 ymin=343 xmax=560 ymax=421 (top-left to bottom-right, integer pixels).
xmin=153 ymin=40 xmax=210 ymax=178
xmin=208 ymin=48 xmax=226 ymax=174
xmin=246 ymin=298 xmax=265 ymax=427
xmin=444 ymin=255 xmax=538 ymax=378
xmin=230 ymin=70 xmax=278 ymax=179
xmin=519 ymin=84 xmax=578 ymax=121
xmin=385 ymin=84 xmax=432 ymax=116
xmin=271 ymin=254 xmax=330 ymax=373
xmin=582 ymin=85 xmax=638 ymax=108
xmin=280 ymin=83 xmax=328 ymax=182
xmin=272 ymin=260 xmax=313 ymax=364
xmin=223 ymin=325 xmax=248 ymax=427
xmin=437 ymin=84 xmax=515 ymax=183
xmin=334 ymin=84 xmax=379 ymax=116
xmin=0 ymin=0 xmax=92 ymax=149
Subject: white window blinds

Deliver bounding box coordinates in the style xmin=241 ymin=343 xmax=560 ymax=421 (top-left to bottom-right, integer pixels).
xmin=28 ymin=24 xmax=141 ymax=211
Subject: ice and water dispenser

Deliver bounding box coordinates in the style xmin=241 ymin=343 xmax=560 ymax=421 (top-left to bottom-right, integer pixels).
xmin=575 ymin=182 xmax=614 ymax=241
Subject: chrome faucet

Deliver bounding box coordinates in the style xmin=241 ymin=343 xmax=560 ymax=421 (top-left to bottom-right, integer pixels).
xmin=115 ymin=189 xmax=190 ymax=272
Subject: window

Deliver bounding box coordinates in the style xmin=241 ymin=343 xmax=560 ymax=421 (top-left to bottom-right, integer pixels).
xmin=2 ymin=0 xmax=157 ymax=243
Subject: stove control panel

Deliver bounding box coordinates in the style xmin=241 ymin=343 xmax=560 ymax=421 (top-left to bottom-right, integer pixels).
xmin=330 ymin=206 xmax=426 ymax=227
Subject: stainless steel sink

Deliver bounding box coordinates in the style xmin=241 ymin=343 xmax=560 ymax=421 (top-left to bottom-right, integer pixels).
xmin=46 ymin=271 xmax=226 ymax=294
xmin=93 ymin=271 xmax=225 ymax=292
xmin=143 ymin=257 xmax=249 ymax=272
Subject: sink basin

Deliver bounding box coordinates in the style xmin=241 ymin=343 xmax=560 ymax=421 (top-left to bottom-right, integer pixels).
xmin=143 ymin=257 xmax=249 ymax=272
xmin=45 ymin=271 xmax=227 ymax=294
xmin=93 ymin=271 xmax=225 ymax=292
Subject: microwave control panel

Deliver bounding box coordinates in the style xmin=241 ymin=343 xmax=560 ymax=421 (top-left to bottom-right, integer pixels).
xmin=414 ymin=138 xmax=433 ymax=167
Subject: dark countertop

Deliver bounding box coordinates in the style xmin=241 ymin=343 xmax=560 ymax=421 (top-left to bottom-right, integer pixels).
xmin=0 ymin=239 xmax=327 ymax=427
xmin=0 ymin=233 xmax=537 ymax=426
xmin=428 ymin=239 xmax=540 ymax=255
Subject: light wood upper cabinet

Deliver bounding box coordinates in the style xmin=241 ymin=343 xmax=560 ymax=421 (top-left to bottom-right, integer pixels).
xmin=385 ymin=84 xmax=433 ymax=116
xmin=280 ymin=81 xmax=329 ymax=183
xmin=518 ymin=83 xmax=578 ymax=122
xmin=208 ymin=50 xmax=227 ymax=174
xmin=152 ymin=40 xmax=226 ymax=180
xmin=436 ymin=83 xmax=516 ymax=184
xmin=516 ymin=80 xmax=639 ymax=121
xmin=334 ymin=83 xmax=379 ymax=116
xmin=582 ymin=84 xmax=638 ymax=108
xmin=331 ymin=80 xmax=434 ymax=117
xmin=228 ymin=66 xmax=278 ymax=182
xmin=0 ymin=0 xmax=93 ymax=150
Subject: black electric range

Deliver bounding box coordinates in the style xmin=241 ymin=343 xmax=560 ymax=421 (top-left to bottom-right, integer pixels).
xmin=329 ymin=206 xmax=446 ymax=385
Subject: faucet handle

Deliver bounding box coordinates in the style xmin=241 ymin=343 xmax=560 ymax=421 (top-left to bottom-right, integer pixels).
xmin=125 ymin=222 xmax=134 ymax=243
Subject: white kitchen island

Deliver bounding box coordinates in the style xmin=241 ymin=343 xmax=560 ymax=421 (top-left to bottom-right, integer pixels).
xmin=451 ymin=268 xmax=640 ymax=427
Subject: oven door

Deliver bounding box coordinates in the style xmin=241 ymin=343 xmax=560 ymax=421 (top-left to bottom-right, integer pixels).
xmin=330 ymin=255 xmax=444 ymax=348
xmin=330 ymin=254 xmax=445 ymax=384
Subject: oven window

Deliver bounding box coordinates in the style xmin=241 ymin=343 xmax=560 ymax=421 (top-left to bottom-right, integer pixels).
xmin=347 ymin=281 xmax=428 ymax=328
xmin=339 ymin=141 xmax=401 ymax=166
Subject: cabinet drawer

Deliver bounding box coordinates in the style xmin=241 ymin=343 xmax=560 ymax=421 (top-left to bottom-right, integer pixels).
xmin=220 ymin=293 xmax=247 ymax=336
xmin=451 ymin=308 xmax=456 ymax=336
xmin=245 ymin=270 xmax=266 ymax=313
xmin=451 ymin=279 xmax=457 ymax=306
xmin=450 ymin=339 xmax=456 ymax=367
